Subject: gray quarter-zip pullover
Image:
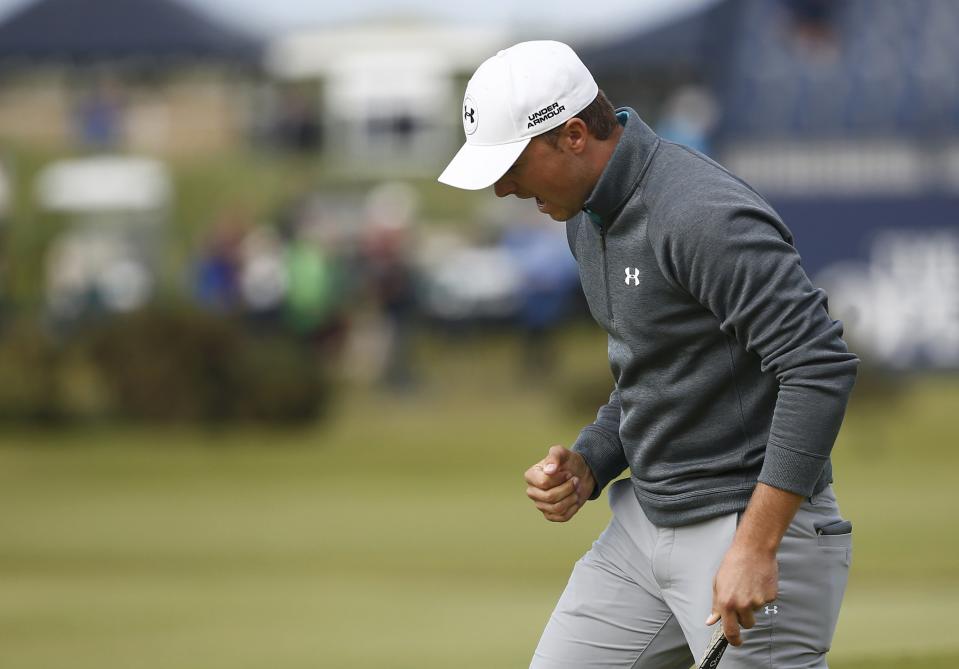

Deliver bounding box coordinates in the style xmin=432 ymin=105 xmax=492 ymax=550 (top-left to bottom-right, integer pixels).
xmin=567 ymin=108 xmax=859 ymax=527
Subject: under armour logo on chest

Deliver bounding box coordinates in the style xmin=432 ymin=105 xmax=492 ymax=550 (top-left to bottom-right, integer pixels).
xmin=764 ymin=605 xmax=779 ymax=615
xmin=624 ymin=267 xmax=640 ymax=286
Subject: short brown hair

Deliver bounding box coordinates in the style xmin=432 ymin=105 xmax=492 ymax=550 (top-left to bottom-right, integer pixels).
xmin=539 ymin=89 xmax=618 ymax=146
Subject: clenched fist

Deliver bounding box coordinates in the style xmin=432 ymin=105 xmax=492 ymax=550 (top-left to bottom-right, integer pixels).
xmin=524 ymin=445 xmax=596 ymax=522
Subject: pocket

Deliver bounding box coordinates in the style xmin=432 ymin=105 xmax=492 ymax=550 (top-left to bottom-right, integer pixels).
xmin=820 ymin=526 xmax=852 ymax=647
xmin=817 ymin=531 xmax=853 ymax=551
xmin=810 ymin=506 xmax=853 ymax=566
xmin=816 ymin=519 xmax=853 ymax=554
xmin=769 ymin=503 xmax=853 ymax=658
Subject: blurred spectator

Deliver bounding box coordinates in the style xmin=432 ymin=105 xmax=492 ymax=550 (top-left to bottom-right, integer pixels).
xmin=238 ymin=225 xmax=288 ymax=323
xmin=418 ymin=242 xmax=521 ymax=325
xmin=0 ymin=157 xmax=10 ymax=222
xmin=46 ymin=232 xmax=152 ymax=320
xmin=360 ymin=182 xmax=420 ymax=390
xmin=502 ymin=221 xmax=581 ymax=375
xmin=785 ymin=0 xmax=839 ymax=51
xmin=656 ymin=85 xmax=718 ymax=156
xmin=283 ymin=218 xmax=346 ymax=349
xmin=194 ymin=210 xmax=247 ymax=312
xmin=74 ymin=77 xmax=124 ymax=150
xmin=366 ymin=112 xmax=420 ymax=150
xmin=275 ymin=89 xmax=322 ymax=153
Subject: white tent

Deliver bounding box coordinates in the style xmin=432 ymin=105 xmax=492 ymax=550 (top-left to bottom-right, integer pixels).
xmin=266 ymin=21 xmax=511 ymax=174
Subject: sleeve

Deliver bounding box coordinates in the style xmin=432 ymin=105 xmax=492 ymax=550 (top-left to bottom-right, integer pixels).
xmin=650 ymin=194 xmax=859 ymax=497
xmin=570 ymin=387 xmax=629 ymax=500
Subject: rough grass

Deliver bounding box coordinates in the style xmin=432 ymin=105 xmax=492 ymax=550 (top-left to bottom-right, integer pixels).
xmin=0 ymin=331 xmax=957 ymax=668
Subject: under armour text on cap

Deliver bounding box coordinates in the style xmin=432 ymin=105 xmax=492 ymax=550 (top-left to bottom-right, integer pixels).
xmin=437 ymin=40 xmax=600 ymax=190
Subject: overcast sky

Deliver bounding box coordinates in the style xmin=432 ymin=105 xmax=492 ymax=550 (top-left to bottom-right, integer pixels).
xmin=0 ymin=0 xmax=716 ymax=39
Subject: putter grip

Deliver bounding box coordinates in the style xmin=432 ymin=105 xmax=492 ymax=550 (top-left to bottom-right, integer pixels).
xmin=698 ymin=627 xmax=729 ymax=668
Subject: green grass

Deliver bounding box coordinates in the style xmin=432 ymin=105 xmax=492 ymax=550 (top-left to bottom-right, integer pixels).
xmin=0 ymin=334 xmax=957 ymax=668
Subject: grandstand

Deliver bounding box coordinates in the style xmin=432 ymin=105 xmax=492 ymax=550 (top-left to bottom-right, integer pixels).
xmin=581 ymin=0 xmax=959 ymax=192
xmin=717 ymin=0 xmax=959 ymax=141
xmin=580 ymin=0 xmax=959 ymax=369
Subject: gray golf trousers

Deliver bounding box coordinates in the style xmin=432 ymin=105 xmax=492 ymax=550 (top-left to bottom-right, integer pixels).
xmin=531 ymin=479 xmax=852 ymax=668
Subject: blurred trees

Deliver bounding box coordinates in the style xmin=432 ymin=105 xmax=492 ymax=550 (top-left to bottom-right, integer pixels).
xmin=0 ymin=307 xmax=327 ymax=425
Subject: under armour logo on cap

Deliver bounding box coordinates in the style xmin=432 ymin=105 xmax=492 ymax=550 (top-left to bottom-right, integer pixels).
xmin=463 ymin=95 xmax=478 ymax=135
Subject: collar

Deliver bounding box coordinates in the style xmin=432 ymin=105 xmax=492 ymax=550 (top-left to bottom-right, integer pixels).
xmin=582 ymin=107 xmax=660 ymax=228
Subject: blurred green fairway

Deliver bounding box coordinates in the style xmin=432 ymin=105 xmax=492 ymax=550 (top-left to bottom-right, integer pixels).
xmin=1 ymin=331 xmax=958 ymax=668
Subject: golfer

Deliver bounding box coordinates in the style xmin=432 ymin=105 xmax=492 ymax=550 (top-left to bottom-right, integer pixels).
xmin=438 ymin=41 xmax=857 ymax=668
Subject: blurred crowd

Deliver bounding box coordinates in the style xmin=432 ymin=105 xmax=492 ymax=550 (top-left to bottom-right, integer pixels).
xmin=0 ymin=0 xmax=958 ymax=420
xmin=187 ymin=183 xmax=582 ymax=389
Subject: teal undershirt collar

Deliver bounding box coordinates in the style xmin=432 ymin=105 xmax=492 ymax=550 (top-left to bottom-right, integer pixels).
xmin=583 ymin=110 xmax=630 ymax=227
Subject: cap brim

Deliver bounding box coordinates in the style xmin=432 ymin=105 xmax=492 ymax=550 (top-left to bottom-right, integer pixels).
xmin=437 ymin=138 xmax=530 ymax=190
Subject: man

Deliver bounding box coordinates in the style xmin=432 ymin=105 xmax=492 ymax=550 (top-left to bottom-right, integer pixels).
xmin=438 ymin=41 xmax=858 ymax=668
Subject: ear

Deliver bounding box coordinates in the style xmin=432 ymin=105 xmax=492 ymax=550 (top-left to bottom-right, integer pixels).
xmin=561 ymin=118 xmax=588 ymax=155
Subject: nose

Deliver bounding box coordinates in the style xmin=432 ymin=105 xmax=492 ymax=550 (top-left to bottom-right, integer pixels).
xmin=493 ymin=177 xmax=515 ymax=198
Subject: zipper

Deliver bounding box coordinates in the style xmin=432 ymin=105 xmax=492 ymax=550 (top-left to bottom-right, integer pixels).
xmin=599 ymin=224 xmax=613 ymax=323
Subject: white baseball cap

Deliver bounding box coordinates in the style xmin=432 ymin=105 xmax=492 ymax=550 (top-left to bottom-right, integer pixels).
xmin=437 ymin=40 xmax=599 ymax=191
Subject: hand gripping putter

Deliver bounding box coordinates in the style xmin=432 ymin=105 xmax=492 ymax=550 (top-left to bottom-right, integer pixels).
xmin=698 ymin=626 xmax=729 ymax=668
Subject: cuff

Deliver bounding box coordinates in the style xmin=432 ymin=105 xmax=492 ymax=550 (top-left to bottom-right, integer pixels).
xmin=757 ymin=439 xmax=829 ymax=498
xmin=571 ymin=427 xmax=627 ymax=500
